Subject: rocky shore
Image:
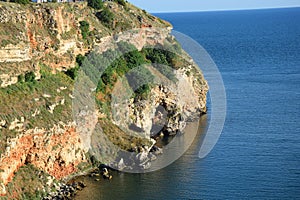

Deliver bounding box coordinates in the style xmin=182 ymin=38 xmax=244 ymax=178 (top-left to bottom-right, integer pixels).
xmin=43 ymin=181 xmax=86 ymax=200
xmin=109 ymin=145 xmax=164 ymax=171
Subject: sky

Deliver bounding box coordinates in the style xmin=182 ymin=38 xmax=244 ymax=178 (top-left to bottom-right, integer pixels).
xmin=127 ymin=0 xmax=300 ymax=13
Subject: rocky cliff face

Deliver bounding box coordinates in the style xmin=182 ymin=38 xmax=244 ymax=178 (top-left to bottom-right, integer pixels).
xmin=0 ymin=1 xmax=207 ymax=198
xmin=112 ymin=63 xmax=207 ymax=138
xmin=0 ymin=124 xmax=85 ymax=185
xmin=0 ymin=1 xmax=170 ymax=87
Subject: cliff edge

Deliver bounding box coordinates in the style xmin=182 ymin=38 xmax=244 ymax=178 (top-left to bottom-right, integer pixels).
xmin=0 ymin=1 xmax=208 ymax=199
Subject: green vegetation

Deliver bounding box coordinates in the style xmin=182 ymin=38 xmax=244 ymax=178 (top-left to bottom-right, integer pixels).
xmin=10 ymin=0 xmax=30 ymax=4
xmin=64 ymin=54 xmax=86 ymax=81
xmin=142 ymin=47 xmax=178 ymax=81
xmin=76 ymin=54 xmax=86 ymax=67
xmin=95 ymin=44 xmax=152 ymax=105
xmin=114 ymin=0 xmax=126 ymax=6
xmin=6 ymin=164 xmax=50 ymax=199
xmin=87 ymin=0 xmax=103 ymax=10
xmin=73 ymin=41 xmax=182 ymax=120
xmin=100 ymin=119 xmax=152 ymax=151
xmin=0 ymin=64 xmax=73 ymax=154
xmin=0 ymin=39 xmax=12 ymax=47
xmin=65 ymin=66 xmax=79 ymax=80
xmin=96 ymin=8 xmax=114 ymax=27
xmin=24 ymin=71 xmax=36 ymax=83
xmin=17 ymin=74 xmax=25 ymax=83
xmin=79 ymin=21 xmax=90 ymax=40
xmin=61 ymin=28 xmax=77 ymax=40
xmin=125 ymin=66 xmax=154 ymax=99
xmin=0 ymin=22 xmax=26 ymax=47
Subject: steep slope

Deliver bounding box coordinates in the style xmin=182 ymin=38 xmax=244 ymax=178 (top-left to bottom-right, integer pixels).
xmin=0 ymin=1 xmax=207 ymax=199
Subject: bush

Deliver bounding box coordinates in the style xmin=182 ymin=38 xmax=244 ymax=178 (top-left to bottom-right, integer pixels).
xmin=143 ymin=48 xmax=177 ymax=81
xmin=135 ymin=84 xmax=151 ymax=99
xmin=96 ymin=8 xmax=114 ymax=27
xmin=76 ymin=54 xmax=85 ymax=67
xmin=87 ymin=0 xmax=103 ymax=10
xmin=64 ymin=54 xmax=85 ymax=81
xmin=24 ymin=72 xmax=36 ymax=83
xmin=79 ymin=21 xmax=90 ymax=40
xmin=18 ymin=74 xmax=25 ymax=83
xmin=124 ymin=50 xmax=146 ymax=69
xmin=115 ymin=0 xmax=126 ymax=6
xmin=144 ymin=48 xmax=168 ymax=65
xmin=64 ymin=66 xmax=79 ymax=80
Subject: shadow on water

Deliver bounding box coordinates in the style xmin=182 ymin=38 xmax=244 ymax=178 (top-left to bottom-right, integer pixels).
xmin=74 ymin=115 xmax=209 ymax=200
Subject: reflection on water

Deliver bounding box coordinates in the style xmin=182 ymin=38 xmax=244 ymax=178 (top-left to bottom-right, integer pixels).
xmin=74 ymin=115 xmax=208 ymax=200
xmin=146 ymin=114 xmax=208 ymax=172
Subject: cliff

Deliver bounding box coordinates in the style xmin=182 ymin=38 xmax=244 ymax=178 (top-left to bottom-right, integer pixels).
xmin=0 ymin=1 xmax=208 ymax=199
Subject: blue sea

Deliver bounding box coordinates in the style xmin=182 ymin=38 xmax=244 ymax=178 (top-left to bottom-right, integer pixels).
xmin=75 ymin=7 xmax=300 ymax=199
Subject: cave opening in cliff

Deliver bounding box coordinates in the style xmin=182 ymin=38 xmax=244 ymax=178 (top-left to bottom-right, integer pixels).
xmin=150 ymin=103 xmax=175 ymax=147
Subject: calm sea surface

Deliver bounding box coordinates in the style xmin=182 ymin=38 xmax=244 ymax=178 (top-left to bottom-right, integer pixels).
xmin=75 ymin=8 xmax=300 ymax=199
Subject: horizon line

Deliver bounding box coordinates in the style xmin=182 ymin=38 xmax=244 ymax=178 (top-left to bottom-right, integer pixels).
xmin=151 ymin=5 xmax=300 ymax=14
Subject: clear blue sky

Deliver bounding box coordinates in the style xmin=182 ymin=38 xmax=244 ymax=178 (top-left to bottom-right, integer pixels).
xmin=127 ymin=0 xmax=300 ymax=13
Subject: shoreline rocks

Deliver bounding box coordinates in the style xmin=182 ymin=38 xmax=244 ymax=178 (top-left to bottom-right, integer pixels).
xmin=43 ymin=181 xmax=86 ymax=200
xmin=102 ymin=168 xmax=113 ymax=180
xmin=108 ymin=145 xmax=164 ymax=171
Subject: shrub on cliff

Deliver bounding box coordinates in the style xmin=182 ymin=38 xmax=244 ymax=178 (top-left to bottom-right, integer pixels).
xmin=143 ymin=48 xmax=177 ymax=82
xmin=76 ymin=54 xmax=86 ymax=67
xmin=17 ymin=74 xmax=25 ymax=83
xmin=87 ymin=0 xmax=103 ymax=10
xmin=64 ymin=54 xmax=86 ymax=80
xmin=96 ymin=8 xmax=114 ymax=27
xmin=79 ymin=21 xmax=90 ymax=40
xmin=114 ymin=0 xmax=126 ymax=6
xmin=65 ymin=66 xmax=79 ymax=80
xmin=24 ymin=71 xmax=36 ymax=83
xmin=124 ymin=50 xmax=146 ymax=69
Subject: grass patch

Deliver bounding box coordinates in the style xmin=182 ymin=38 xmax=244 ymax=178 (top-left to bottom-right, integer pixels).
xmin=61 ymin=28 xmax=77 ymax=40
xmin=100 ymin=119 xmax=151 ymax=151
xmin=6 ymin=164 xmax=51 ymax=200
xmin=0 ymin=64 xmax=73 ymax=154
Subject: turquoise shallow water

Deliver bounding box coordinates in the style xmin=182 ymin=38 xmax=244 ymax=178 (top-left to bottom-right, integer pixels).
xmin=75 ymin=8 xmax=300 ymax=199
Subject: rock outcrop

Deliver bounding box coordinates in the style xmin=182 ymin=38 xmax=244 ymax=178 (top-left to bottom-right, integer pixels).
xmin=0 ymin=123 xmax=85 ymax=187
